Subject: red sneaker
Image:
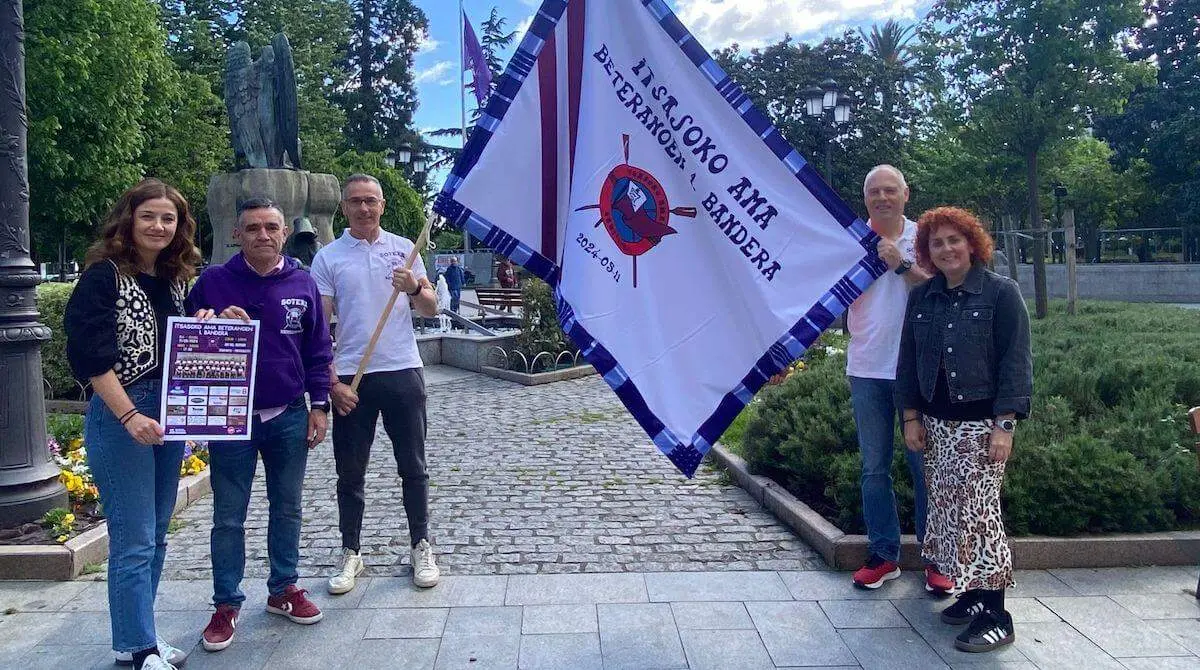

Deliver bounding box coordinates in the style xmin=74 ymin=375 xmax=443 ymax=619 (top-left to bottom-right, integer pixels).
xmin=925 ymin=565 xmax=954 ymax=594
xmin=266 ymin=584 xmax=324 ymax=624
xmin=852 ymin=555 xmax=901 ymax=589
xmin=202 ymin=603 xmax=239 ymax=652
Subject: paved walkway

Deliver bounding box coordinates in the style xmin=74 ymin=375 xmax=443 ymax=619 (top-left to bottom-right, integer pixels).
xmin=1 ymin=566 xmax=1198 ymax=668
xmin=0 ymin=368 xmax=1198 ymax=668
xmin=161 ymin=370 xmax=821 ymax=580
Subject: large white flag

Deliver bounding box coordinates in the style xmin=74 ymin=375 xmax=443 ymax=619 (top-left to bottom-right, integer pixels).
xmin=434 ymin=0 xmax=886 ymax=477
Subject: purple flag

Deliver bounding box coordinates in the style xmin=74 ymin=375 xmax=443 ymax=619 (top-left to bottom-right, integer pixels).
xmin=463 ymin=10 xmax=491 ymax=106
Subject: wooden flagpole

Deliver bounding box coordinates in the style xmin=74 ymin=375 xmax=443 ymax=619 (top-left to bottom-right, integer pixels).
xmin=349 ymin=216 xmax=434 ymax=392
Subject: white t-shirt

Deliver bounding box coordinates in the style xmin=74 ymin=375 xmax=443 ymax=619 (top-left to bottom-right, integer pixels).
xmin=846 ymin=218 xmax=917 ymax=380
xmin=311 ymin=229 xmax=429 ymax=376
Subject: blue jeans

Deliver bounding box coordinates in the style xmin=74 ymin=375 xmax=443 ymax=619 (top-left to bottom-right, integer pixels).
xmin=449 ymin=288 xmax=461 ymax=313
xmin=85 ymin=378 xmax=184 ymax=653
xmin=210 ymin=401 xmax=309 ymax=607
xmin=848 ymin=376 xmax=927 ymax=563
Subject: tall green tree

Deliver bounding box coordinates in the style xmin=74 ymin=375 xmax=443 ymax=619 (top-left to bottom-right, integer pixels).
xmin=860 ymin=19 xmax=918 ymax=153
xmin=714 ymin=33 xmax=928 ymax=208
xmin=339 ymin=0 xmax=428 ymax=154
xmin=327 ymin=152 xmax=425 ymax=241
xmin=140 ymin=69 xmax=229 ymax=258
xmin=1043 ymin=137 xmax=1152 ymax=262
xmin=471 ymin=7 xmax=517 ymax=121
xmin=157 ymin=0 xmax=233 ymax=86
xmin=924 ymin=0 xmax=1147 ymax=317
xmin=1096 ymin=0 xmax=1200 ymax=259
xmin=25 ymin=0 xmax=180 ymax=266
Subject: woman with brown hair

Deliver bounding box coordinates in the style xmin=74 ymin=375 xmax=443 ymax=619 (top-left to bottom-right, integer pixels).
xmin=65 ymin=179 xmax=201 ymax=670
xmin=894 ymin=206 xmax=1032 ymax=654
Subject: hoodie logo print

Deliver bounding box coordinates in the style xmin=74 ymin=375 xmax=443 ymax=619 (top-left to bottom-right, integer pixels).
xmin=281 ymin=298 xmax=307 ymax=334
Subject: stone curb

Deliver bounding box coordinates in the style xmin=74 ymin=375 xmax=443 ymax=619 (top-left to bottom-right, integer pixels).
xmin=480 ymin=364 xmax=596 ymax=386
xmin=0 ymin=469 xmax=211 ymax=581
xmin=708 ymin=444 xmax=1200 ymax=570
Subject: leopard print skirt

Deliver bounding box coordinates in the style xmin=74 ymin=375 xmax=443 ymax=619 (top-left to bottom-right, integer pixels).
xmin=921 ymin=417 xmax=1015 ymax=591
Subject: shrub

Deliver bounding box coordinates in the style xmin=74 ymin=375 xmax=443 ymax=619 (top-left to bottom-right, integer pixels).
xmin=38 ymin=282 xmax=80 ymax=399
xmin=740 ymin=301 xmax=1200 ymax=537
xmin=510 ymin=277 xmax=577 ymax=372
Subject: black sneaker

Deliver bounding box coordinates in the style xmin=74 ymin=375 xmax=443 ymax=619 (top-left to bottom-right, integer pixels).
xmin=954 ymin=609 xmax=1015 ymax=653
xmin=941 ymin=590 xmax=986 ymax=625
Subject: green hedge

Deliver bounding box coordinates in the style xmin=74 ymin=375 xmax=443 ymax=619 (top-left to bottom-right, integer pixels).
xmin=509 ymin=277 xmax=577 ymax=373
xmin=738 ymin=302 xmax=1200 ymax=537
xmin=38 ymin=282 xmax=80 ymax=400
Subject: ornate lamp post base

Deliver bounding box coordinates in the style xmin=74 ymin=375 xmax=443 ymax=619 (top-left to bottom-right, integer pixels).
xmin=0 ymin=0 xmax=68 ymax=526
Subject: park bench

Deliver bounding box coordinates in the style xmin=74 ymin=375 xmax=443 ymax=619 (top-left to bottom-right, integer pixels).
xmin=474 ymin=287 xmax=523 ymax=315
xmin=1191 ymin=406 xmax=1199 ymax=599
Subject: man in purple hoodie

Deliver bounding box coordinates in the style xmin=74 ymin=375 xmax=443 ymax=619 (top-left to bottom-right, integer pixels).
xmin=185 ymin=197 xmax=334 ymax=653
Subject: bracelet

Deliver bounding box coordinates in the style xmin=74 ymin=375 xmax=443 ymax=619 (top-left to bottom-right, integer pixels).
xmin=903 ymin=416 xmax=921 ymax=424
xmin=407 ymin=283 xmax=422 ymax=297
xmin=120 ymin=409 xmax=140 ymax=426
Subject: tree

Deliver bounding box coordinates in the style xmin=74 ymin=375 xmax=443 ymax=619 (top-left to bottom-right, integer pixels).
xmin=328 ymin=152 xmax=425 ymax=241
xmin=140 ymin=70 xmax=229 ymax=258
xmin=340 ymin=0 xmax=428 ymax=154
xmin=25 ymin=0 xmax=180 ymax=267
xmin=860 ymin=20 xmax=918 ymax=153
xmin=714 ymin=33 xmax=930 ymax=207
xmin=924 ymin=0 xmax=1147 ymax=317
xmin=1096 ymin=0 xmax=1200 ymax=259
xmin=469 ymin=7 xmax=517 ymax=123
xmin=903 ymin=121 xmax=1026 ymax=223
xmin=1043 ymin=136 xmax=1152 ymax=262
xmin=157 ymin=0 xmax=234 ymax=87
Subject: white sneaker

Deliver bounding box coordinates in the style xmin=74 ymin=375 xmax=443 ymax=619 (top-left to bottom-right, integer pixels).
xmin=328 ymin=547 xmax=365 ymax=594
xmin=411 ymin=539 xmax=440 ymax=588
xmin=115 ymin=639 xmax=188 ymax=666
xmin=139 ymin=654 xmax=178 ymax=670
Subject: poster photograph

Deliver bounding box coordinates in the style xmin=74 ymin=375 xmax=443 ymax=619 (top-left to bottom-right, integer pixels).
xmin=160 ymin=317 xmax=260 ymax=441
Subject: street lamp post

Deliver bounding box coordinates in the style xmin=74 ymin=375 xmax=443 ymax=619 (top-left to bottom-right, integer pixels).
xmin=0 ymin=0 xmax=68 ymax=525
xmin=1053 ymin=182 xmax=1067 ymax=263
xmin=803 ymin=80 xmax=852 ymax=188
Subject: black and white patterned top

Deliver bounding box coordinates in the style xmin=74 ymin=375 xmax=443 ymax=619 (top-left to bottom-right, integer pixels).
xmin=65 ymin=259 xmax=186 ymax=386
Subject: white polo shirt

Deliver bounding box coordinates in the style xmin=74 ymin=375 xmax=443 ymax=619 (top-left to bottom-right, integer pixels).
xmin=846 ymin=218 xmax=917 ymax=380
xmin=311 ymin=229 xmax=428 ymax=376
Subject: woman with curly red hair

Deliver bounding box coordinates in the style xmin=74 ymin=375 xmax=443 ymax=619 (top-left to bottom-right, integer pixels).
xmin=65 ymin=179 xmax=201 ymax=670
xmin=894 ymin=206 xmax=1032 ymax=654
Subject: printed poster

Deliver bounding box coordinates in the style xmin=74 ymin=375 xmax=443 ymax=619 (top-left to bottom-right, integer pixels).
xmin=160 ymin=317 xmax=260 ymax=441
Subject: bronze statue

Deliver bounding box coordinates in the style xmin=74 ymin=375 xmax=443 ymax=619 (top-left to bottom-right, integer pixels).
xmin=224 ymin=33 xmax=301 ymax=170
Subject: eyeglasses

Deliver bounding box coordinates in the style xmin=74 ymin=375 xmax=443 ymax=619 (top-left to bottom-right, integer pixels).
xmin=345 ymin=197 xmax=384 ymax=208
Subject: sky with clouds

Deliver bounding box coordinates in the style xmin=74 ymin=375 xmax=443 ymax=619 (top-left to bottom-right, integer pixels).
xmin=412 ymin=0 xmax=933 ymax=167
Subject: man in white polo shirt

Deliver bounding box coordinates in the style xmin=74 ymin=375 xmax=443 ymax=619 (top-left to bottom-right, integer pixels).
xmin=847 ymin=165 xmax=952 ymax=595
xmin=310 ymin=173 xmax=441 ymax=593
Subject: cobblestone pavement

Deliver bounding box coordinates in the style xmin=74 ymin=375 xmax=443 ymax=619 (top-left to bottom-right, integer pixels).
xmin=160 ymin=371 xmax=823 ymax=582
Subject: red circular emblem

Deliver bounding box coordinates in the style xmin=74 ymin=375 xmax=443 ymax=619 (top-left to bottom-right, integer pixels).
xmin=598 ymin=165 xmax=671 ymax=257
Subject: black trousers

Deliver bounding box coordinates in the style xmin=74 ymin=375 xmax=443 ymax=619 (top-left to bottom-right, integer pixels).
xmin=333 ymin=368 xmax=428 ymax=551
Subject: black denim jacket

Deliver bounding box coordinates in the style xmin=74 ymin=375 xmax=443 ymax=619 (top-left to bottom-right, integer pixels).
xmin=894 ymin=263 xmax=1033 ymax=419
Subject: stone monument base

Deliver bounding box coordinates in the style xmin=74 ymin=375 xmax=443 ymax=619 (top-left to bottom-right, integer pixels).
xmin=206 ymin=169 xmax=340 ymax=265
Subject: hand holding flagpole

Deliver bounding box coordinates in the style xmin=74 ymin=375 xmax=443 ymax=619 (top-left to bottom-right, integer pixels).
xmin=349 ymin=215 xmax=435 ymax=393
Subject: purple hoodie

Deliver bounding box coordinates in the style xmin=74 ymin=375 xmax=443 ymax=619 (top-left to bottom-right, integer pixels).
xmin=186 ymin=253 xmax=332 ymax=410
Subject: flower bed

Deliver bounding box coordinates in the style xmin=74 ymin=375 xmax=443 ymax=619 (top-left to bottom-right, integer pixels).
xmin=731 ymin=301 xmax=1200 ymax=537
xmin=0 ymin=414 xmax=210 ymax=545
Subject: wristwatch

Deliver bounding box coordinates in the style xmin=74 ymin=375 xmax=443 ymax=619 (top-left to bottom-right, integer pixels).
xmin=997 ymin=418 xmax=1017 ymax=432
xmin=311 ymin=401 xmax=330 ymax=414
xmin=894 ymin=259 xmax=913 ymax=275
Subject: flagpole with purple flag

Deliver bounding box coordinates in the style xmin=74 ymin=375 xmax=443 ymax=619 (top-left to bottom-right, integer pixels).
xmin=460 ymin=0 xmax=471 ymax=251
